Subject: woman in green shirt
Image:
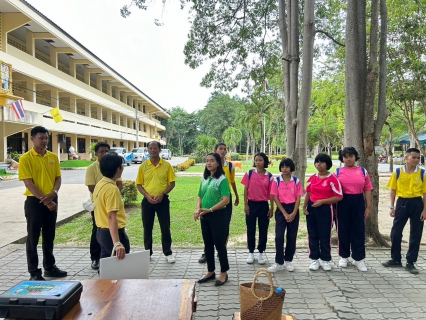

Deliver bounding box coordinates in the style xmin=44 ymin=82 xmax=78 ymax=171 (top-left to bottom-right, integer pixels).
xmin=194 ymin=153 xmax=230 ymax=286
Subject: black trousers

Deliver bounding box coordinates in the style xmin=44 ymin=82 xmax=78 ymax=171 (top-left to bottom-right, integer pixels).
xmin=391 ymin=197 xmax=424 ymax=264
xmin=246 ymin=200 xmax=270 ymax=253
xmin=274 ymin=203 xmax=299 ymax=264
xmin=90 ymin=211 xmax=101 ymax=261
xmin=25 ymin=196 xmax=58 ymax=275
xmin=96 ymin=228 xmax=130 ymax=259
xmin=142 ymin=196 xmax=172 ymax=256
xmin=201 ymin=208 xmax=229 ymax=273
xmin=337 ymin=194 xmax=366 ymax=261
xmin=306 ymin=201 xmax=334 ymax=261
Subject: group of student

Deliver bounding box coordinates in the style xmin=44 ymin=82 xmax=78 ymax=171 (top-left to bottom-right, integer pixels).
xmin=18 ymin=125 xmax=426 ymax=283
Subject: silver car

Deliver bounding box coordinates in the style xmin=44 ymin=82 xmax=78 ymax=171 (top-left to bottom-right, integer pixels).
xmin=160 ymin=149 xmax=172 ymax=160
xmin=131 ymin=147 xmax=147 ymax=164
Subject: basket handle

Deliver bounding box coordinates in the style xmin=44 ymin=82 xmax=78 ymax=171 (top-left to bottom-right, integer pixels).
xmin=250 ymin=268 xmax=274 ymax=301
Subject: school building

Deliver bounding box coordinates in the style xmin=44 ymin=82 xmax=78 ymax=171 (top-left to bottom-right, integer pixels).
xmin=0 ymin=0 xmax=168 ymax=161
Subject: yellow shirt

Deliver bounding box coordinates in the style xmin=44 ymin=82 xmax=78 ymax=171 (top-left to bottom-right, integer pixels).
xmin=18 ymin=148 xmax=61 ymax=196
xmin=93 ymin=177 xmax=126 ymax=229
xmin=135 ymin=158 xmax=175 ymax=196
xmin=223 ymin=160 xmax=235 ymax=192
xmin=85 ymin=161 xmax=122 ymax=186
xmin=387 ymin=166 xmax=426 ymax=198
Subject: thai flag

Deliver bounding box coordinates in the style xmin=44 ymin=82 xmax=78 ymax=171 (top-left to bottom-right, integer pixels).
xmin=263 ymin=78 xmax=269 ymax=91
xmin=11 ymin=100 xmax=25 ymax=119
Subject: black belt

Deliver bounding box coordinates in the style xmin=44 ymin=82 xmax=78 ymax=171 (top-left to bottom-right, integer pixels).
xmin=98 ymin=227 xmax=125 ymax=231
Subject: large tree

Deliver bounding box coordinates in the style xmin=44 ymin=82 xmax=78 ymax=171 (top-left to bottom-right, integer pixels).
xmin=166 ymin=107 xmax=199 ymax=156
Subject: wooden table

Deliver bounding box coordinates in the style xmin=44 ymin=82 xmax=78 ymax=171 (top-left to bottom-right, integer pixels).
xmin=64 ymin=279 xmax=197 ymax=320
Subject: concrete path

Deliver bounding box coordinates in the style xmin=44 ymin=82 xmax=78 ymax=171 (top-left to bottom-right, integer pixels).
xmin=0 ymin=244 xmax=425 ymax=319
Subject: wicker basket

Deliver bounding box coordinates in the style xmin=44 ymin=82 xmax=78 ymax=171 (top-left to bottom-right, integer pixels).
xmin=239 ymin=268 xmax=285 ymax=320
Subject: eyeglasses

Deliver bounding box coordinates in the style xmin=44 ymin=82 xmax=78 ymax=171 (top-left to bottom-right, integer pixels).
xmin=96 ymin=150 xmax=109 ymax=154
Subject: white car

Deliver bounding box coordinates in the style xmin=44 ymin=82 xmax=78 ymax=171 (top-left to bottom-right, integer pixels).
xmin=160 ymin=149 xmax=172 ymax=160
xmin=131 ymin=147 xmax=147 ymax=164
xmin=109 ymin=147 xmax=132 ymax=166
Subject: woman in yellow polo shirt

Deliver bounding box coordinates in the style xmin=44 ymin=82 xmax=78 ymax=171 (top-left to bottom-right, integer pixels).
xmin=93 ymin=152 xmax=129 ymax=260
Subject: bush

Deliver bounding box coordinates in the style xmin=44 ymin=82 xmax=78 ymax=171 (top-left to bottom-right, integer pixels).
xmin=189 ymin=155 xmax=205 ymax=163
xmin=175 ymin=159 xmax=196 ymax=171
xmin=121 ymin=180 xmax=138 ymax=207
xmin=229 ymin=152 xmax=240 ymax=161
xmin=269 ymin=155 xmax=287 ymax=162
xmin=10 ymin=151 xmax=20 ymax=162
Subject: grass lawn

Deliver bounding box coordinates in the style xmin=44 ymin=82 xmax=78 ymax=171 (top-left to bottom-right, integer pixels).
xmin=60 ymin=160 xmax=93 ymax=168
xmin=55 ymin=176 xmax=308 ymax=247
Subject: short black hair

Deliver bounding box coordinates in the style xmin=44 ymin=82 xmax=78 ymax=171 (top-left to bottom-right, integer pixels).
xmin=31 ymin=126 xmax=49 ymax=137
xmin=315 ymin=153 xmax=333 ymax=170
xmin=214 ymin=143 xmax=227 ymax=151
xmin=147 ymin=141 xmax=161 ymax=149
xmin=339 ymin=147 xmax=360 ymax=162
xmin=279 ymin=158 xmax=295 ymax=172
xmin=203 ymin=153 xmax=224 ymax=179
xmin=95 ymin=142 xmax=110 ymax=152
xmin=253 ymin=152 xmax=269 ymax=169
xmin=406 ymin=148 xmax=420 ymax=154
xmin=99 ymin=152 xmax=123 ymax=178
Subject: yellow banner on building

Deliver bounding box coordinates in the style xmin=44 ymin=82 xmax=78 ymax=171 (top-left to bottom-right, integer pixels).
xmin=50 ymin=107 xmax=63 ymax=123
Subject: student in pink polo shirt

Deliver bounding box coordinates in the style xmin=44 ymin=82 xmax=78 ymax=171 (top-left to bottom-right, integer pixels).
xmin=335 ymin=147 xmax=372 ymax=272
xmin=241 ymin=153 xmax=274 ymax=265
xmin=267 ymin=158 xmax=303 ymax=273
xmin=303 ymin=153 xmax=343 ymax=271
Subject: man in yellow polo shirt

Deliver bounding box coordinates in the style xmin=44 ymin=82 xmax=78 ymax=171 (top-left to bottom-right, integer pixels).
xmin=136 ymin=141 xmax=176 ymax=263
xmin=382 ymin=148 xmax=426 ymax=274
xmin=85 ymin=142 xmax=123 ymax=270
xmin=19 ymin=126 xmax=67 ymax=281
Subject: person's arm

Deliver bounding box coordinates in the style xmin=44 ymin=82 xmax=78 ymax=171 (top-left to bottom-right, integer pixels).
xmin=312 ymin=196 xmax=342 ymax=207
xmin=268 ymin=194 xmax=274 ymax=219
xmin=137 ymin=184 xmax=157 ymax=204
xmin=274 ymin=195 xmax=288 ymax=217
xmin=303 ymin=192 xmax=311 ymax=215
xmin=155 ymin=181 xmax=176 ymax=203
xmin=231 ymin=182 xmax=239 ymax=206
xmin=108 ymin=210 xmax=126 ymax=260
xmin=87 ymin=185 xmax=95 ymax=194
xmin=194 ymin=196 xmax=202 ymax=221
xmin=39 ymin=176 xmax=61 ymax=205
xmin=364 ymin=190 xmax=372 ymax=218
xmin=199 ymin=196 xmax=230 ymax=217
xmin=421 ymin=194 xmax=426 ymax=221
xmin=243 ymin=186 xmax=250 ymax=215
xmin=116 ymin=180 xmax=123 ymax=191
xmin=390 ymin=189 xmax=396 ymax=217
xmin=287 ymin=195 xmax=301 ymax=223
xmin=22 ymin=179 xmax=44 ymax=199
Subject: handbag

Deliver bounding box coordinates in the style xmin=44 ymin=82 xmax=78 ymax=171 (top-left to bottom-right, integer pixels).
xmin=82 ymin=199 xmax=95 ymax=212
xmin=239 ymin=268 xmax=285 ymax=320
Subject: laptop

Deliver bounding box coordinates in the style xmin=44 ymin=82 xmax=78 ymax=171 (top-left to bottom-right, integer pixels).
xmin=99 ymin=250 xmax=150 ymax=280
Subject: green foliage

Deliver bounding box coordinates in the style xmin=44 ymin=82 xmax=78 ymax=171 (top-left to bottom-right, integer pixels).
xmin=60 ymin=160 xmax=93 ymax=168
xmin=195 ymin=134 xmax=217 ymax=160
xmin=166 ymin=107 xmax=200 ymax=156
xmin=121 ymin=180 xmax=138 ymax=207
xmin=10 ymin=151 xmax=20 ymax=162
xmin=222 ymin=127 xmax=242 ymax=152
xmin=229 ymin=152 xmax=240 ymax=161
xmin=189 ymin=155 xmax=205 ymax=164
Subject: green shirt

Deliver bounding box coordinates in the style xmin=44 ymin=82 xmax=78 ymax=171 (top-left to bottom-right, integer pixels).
xmin=198 ymin=175 xmax=230 ymax=209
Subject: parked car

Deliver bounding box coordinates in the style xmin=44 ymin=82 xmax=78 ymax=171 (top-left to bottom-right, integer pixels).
xmin=110 ymin=147 xmax=132 ymax=166
xmin=160 ymin=149 xmax=172 ymax=160
xmin=131 ymin=147 xmax=147 ymax=164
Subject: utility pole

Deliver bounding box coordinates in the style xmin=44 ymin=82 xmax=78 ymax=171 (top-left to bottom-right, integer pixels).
xmin=135 ymin=107 xmax=139 ymax=148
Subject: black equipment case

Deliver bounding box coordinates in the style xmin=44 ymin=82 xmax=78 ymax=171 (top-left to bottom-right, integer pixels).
xmin=0 ymin=280 xmax=82 ymax=319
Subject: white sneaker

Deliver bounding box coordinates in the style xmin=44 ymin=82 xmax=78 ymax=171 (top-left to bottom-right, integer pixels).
xmin=309 ymin=260 xmax=320 ymax=271
xmin=354 ymin=260 xmax=367 ymax=272
xmin=321 ymin=260 xmax=332 ymax=271
xmin=257 ymin=253 xmax=266 ymax=265
xmin=166 ymin=255 xmax=176 ymax=263
xmin=284 ymin=261 xmax=295 ymax=272
xmin=246 ymin=253 xmax=254 ymax=264
xmin=339 ymin=258 xmax=349 ymax=268
xmin=267 ymin=263 xmax=284 ymax=273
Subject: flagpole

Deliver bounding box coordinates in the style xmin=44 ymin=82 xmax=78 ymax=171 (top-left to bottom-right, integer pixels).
xmin=263 ymin=114 xmax=266 ymax=153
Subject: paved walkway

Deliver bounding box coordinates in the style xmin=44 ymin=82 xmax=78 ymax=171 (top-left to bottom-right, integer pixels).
xmin=0 ymin=244 xmax=425 ymax=319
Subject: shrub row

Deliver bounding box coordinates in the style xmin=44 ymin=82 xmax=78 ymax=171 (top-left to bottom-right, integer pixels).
xmin=175 ymin=159 xmax=196 ymax=171
xmin=121 ymin=180 xmax=138 ymax=207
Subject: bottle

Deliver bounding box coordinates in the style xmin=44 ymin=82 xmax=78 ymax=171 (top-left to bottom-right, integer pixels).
xmin=276 ymin=287 xmax=283 ymax=293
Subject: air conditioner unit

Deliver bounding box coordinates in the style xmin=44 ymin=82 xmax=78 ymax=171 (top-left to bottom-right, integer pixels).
xmin=58 ymin=134 xmax=66 ymax=143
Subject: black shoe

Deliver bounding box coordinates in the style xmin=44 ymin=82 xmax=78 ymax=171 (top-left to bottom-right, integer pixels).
xmin=91 ymin=260 xmax=100 ymax=270
xmin=198 ymin=254 xmax=207 ymax=264
xmin=197 ymin=273 xmax=216 ymax=283
xmin=44 ymin=265 xmax=67 ymax=278
xmin=405 ymin=263 xmax=419 ymax=274
xmin=215 ymin=274 xmax=228 ymax=286
xmin=381 ymin=259 xmax=402 ymax=267
xmin=29 ymin=274 xmax=45 ymax=281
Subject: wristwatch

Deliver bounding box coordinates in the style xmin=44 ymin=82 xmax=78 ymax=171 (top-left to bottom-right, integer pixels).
xmin=210 ymin=208 xmax=213 ymax=212
xmin=389 ymin=206 xmax=395 ymax=210
xmin=53 ymin=190 xmax=58 ymax=195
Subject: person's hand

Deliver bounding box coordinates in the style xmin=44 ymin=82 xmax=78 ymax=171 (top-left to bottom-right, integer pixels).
xmin=40 ymin=192 xmax=56 ymax=206
xmin=420 ymin=210 xmax=426 ymax=222
xmin=199 ymin=210 xmax=210 ymax=218
xmin=146 ymin=194 xmax=157 ymax=204
xmin=364 ymin=207 xmax=371 ymax=219
xmin=154 ymin=193 xmax=164 ymax=203
xmin=268 ymin=209 xmax=273 ymax=219
xmin=303 ymin=207 xmax=309 ymax=216
xmin=46 ymin=201 xmax=57 ymax=212
xmin=244 ymin=204 xmax=250 ymax=215
xmin=389 ymin=209 xmax=395 ymax=217
xmin=287 ymin=212 xmax=296 ymax=223
xmin=194 ymin=208 xmax=201 ymax=221
xmin=115 ymin=245 xmax=126 ymax=260
xmin=312 ymin=200 xmax=323 ymax=207
xmin=234 ymin=195 xmax=239 ymax=206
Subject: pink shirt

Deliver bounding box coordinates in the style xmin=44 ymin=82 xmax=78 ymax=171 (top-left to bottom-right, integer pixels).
xmin=270 ymin=176 xmax=303 ymax=204
xmin=306 ymin=173 xmax=343 ymax=203
xmin=241 ymin=169 xmax=273 ymax=202
xmin=335 ymin=166 xmax=373 ymax=194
